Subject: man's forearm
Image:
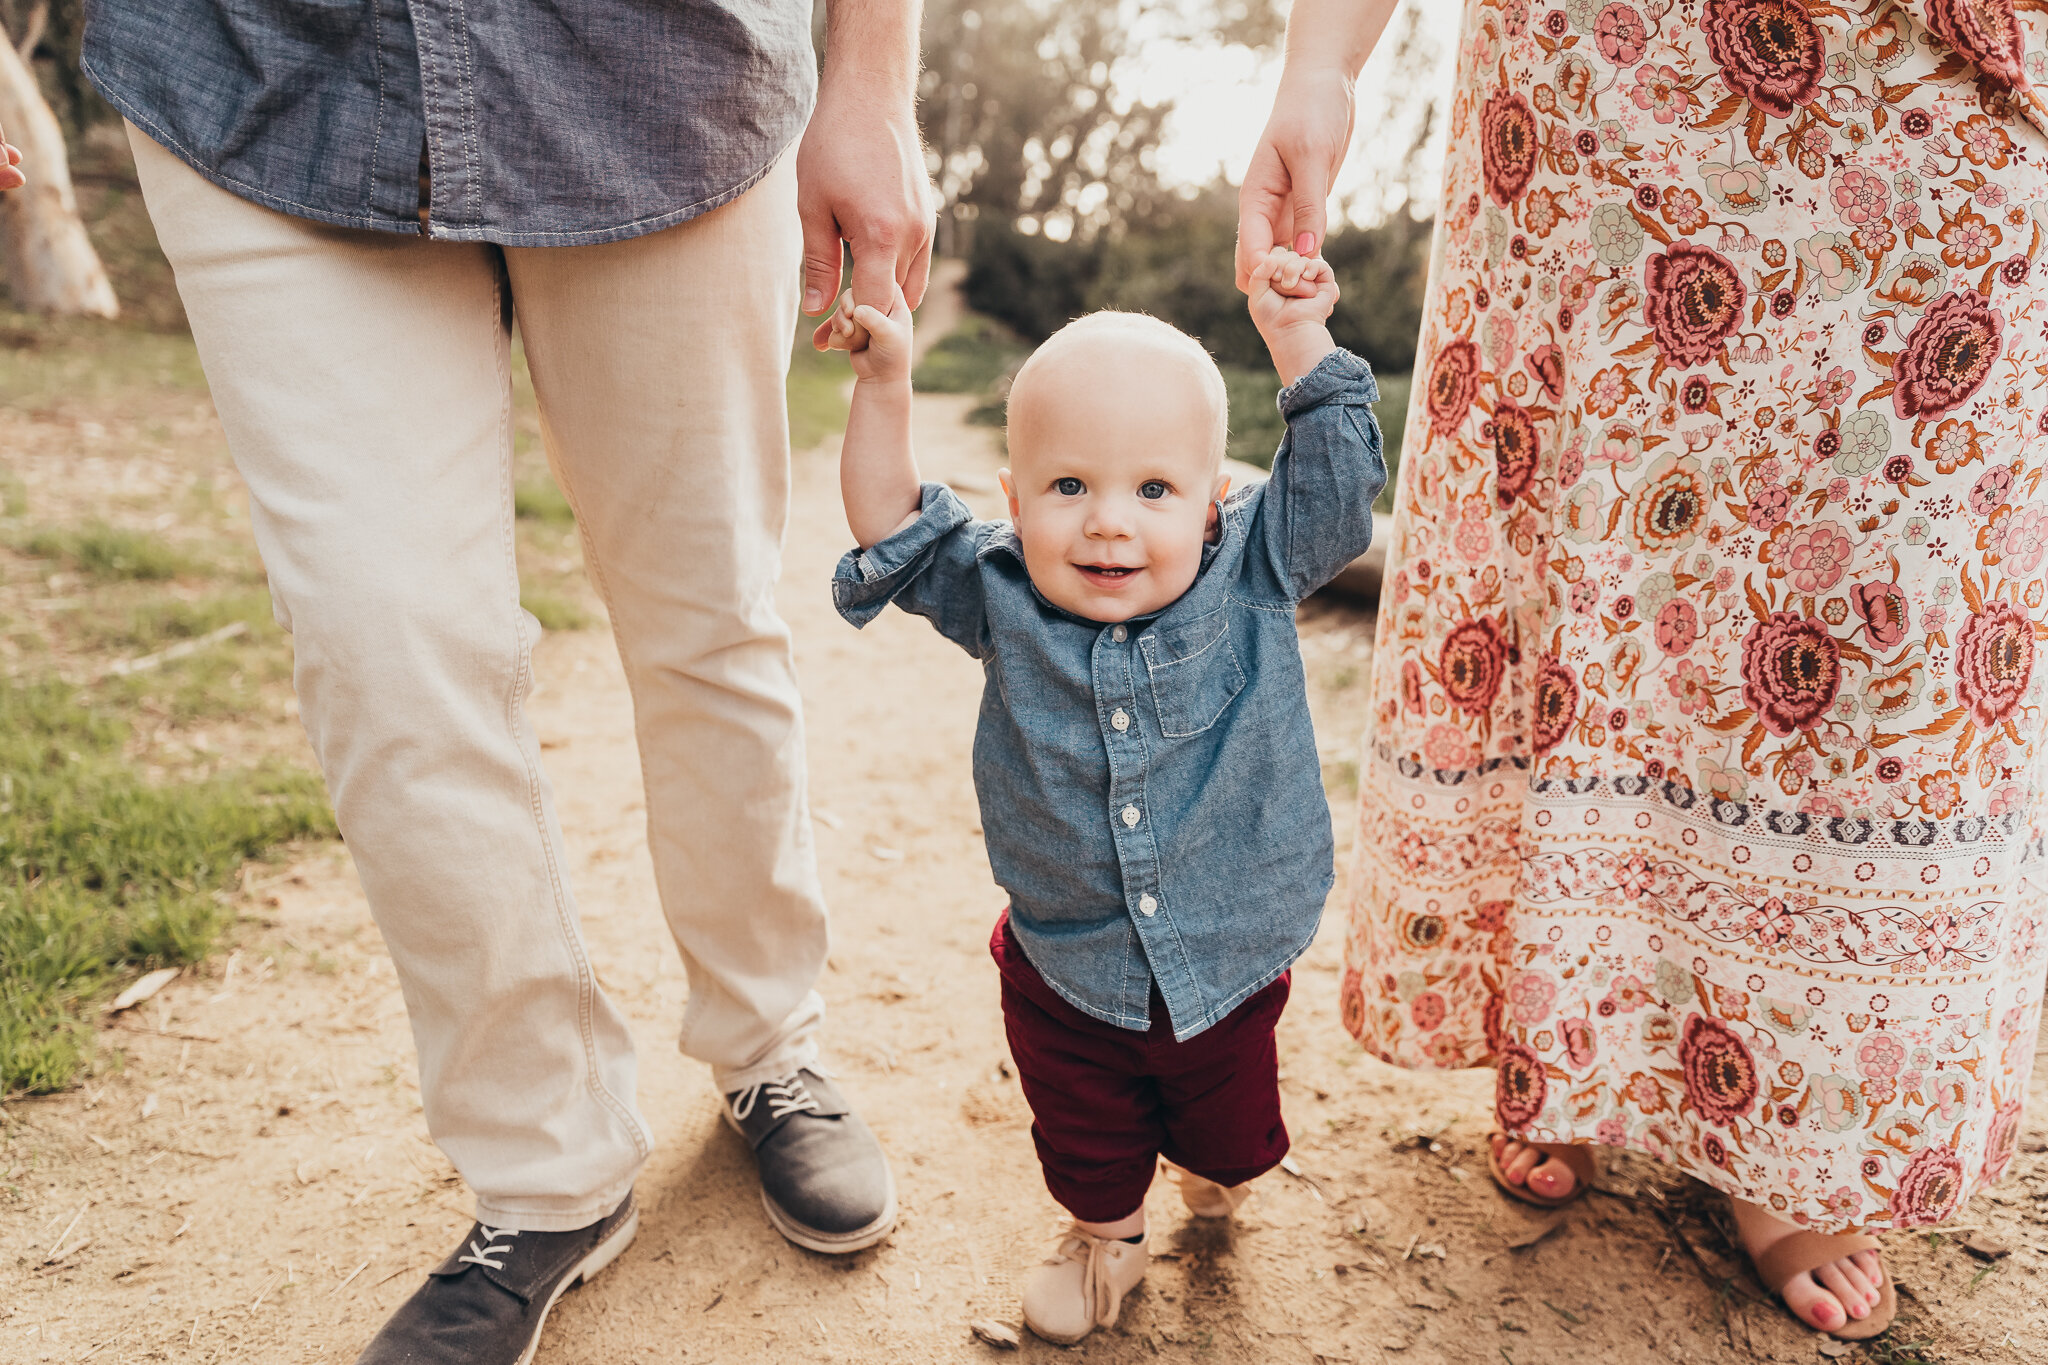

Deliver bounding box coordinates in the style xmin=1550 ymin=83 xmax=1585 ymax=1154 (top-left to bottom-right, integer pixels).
xmin=1282 ymin=0 xmax=1400 ymax=78
xmin=821 ymin=0 xmax=923 ymax=91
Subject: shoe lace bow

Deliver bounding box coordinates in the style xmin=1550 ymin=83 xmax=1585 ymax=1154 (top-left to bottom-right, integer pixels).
xmin=729 ymin=1073 xmax=823 ymax=1123
xmin=1048 ymin=1229 xmax=1122 ymax=1328
xmin=457 ymin=1224 xmax=519 ymax=1271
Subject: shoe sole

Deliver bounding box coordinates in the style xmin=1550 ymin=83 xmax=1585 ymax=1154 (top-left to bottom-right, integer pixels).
xmin=513 ymin=1204 xmax=641 ymax=1365
xmin=721 ymin=1107 xmax=899 ymax=1255
xmin=758 ymin=1182 xmax=898 ymax=1255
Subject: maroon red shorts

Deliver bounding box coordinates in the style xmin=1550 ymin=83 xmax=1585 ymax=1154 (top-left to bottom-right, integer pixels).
xmin=991 ymin=911 xmax=1290 ymax=1223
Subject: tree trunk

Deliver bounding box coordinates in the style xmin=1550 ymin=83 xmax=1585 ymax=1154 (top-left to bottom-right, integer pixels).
xmin=0 ymin=19 xmax=116 ymax=317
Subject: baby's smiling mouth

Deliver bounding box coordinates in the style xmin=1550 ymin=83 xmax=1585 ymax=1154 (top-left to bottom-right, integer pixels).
xmin=1076 ymin=563 xmax=1142 ymax=585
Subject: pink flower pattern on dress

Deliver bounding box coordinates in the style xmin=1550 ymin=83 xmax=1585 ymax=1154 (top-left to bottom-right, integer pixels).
xmin=1346 ymin=0 xmax=2048 ymax=1235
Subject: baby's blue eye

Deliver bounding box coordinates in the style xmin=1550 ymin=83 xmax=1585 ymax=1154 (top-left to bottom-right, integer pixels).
xmin=1139 ymin=481 xmax=1169 ymax=500
xmin=1055 ymin=477 xmax=1084 ymax=496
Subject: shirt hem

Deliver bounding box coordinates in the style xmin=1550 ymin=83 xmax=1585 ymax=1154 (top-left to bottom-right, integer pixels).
xmin=91 ymin=55 xmax=803 ymax=247
xmin=86 ymin=65 xmax=425 ymax=236
xmin=1010 ymin=907 xmax=1325 ymax=1044
xmin=1162 ymin=918 xmax=1321 ymax=1044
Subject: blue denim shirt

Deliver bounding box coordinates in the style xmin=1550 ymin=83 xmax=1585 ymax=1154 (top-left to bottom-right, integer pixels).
xmin=80 ymin=0 xmax=815 ymax=245
xmin=833 ymin=350 xmax=1386 ymax=1040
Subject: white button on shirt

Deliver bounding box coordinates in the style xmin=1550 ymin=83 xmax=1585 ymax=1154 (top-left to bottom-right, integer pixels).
xmin=1138 ymin=893 xmax=1158 ymax=916
xmin=1112 ymin=625 xmax=1127 ymax=642
xmin=1121 ymin=805 xmax=1140 ymax=827
xmin=1111 ymin=708 xmax=1130 ymax=731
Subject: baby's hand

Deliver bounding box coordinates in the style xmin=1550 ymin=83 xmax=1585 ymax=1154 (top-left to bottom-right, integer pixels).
xmin=1248 ymin=247 xmax=1339 ymax=335
xmin=1248 ymin=247 xmax=1338 ymax=386
xmin=816 ymin=286 xmax=913 ymax=385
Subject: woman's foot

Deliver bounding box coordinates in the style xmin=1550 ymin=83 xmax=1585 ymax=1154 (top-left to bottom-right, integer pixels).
xmin=1020 ymin=1221 xmax=1150 ymax=1344
xmin=1489 ymin=1134 xmax=1586 ymax=1202
xmin=1727 ymin=1196 xmax=1890 ymax=1336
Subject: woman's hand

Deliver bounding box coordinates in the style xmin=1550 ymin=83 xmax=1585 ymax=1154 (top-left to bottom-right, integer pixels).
xmin=0 ymin=117 xmax=24 ymax=191
xmin=1236 ymin=67 xmax=1356 ymax=293
xmin=1235 ymin=0 xmax=1400 ymax=292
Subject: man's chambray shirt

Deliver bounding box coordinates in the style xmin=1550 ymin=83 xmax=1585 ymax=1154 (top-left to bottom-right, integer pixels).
xmin=833 ymin=350 xmax=1386 ymax=1041
xmin=80 ymin=0 xmax=815 ymax=245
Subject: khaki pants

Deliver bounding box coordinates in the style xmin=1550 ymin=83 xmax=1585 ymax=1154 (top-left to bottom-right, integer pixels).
xmin=129 ymin=126 xmax=828 ymax=1231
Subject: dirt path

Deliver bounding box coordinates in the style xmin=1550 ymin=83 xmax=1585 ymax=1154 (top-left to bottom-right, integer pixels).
xmin=6 ymin=391 xmax=2048 ymax=1365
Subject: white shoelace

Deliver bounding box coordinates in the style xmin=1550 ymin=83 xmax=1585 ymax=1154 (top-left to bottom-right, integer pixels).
xmin=729 ymin=1074 xmax=823 ymax=1123
xmin=457 ymin=1224 xmax=519 ymax=1270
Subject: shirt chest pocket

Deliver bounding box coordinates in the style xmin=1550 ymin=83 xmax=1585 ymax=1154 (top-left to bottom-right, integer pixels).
xmin=1141 ymin=612 xmax=1247 ymax=738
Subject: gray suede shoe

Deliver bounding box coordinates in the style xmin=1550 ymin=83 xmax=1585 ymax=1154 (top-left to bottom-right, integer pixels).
xmin=354 ymin=1191 xmax=637 ymax=1365
xmin=723 ymin=1069 xmax=896 ymax=1253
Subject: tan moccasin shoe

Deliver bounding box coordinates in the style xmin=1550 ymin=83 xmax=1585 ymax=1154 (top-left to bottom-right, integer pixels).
xmin=1160 ymin=1158 xmax=1253 ymax=1219
xmin=1021 ymin=1225 xmax=1149 ymax=1344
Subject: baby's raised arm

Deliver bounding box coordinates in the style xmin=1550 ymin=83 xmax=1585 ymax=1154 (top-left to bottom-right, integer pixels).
xmin=819 ymin=287 xmax=923 ymax=547
xmin=1247 ymin=247 xmax=1339 ymax=386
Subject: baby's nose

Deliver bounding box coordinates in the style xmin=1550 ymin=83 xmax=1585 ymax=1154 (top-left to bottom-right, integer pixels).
xmin=1085 ymin=508 xmax=1133 ymax=538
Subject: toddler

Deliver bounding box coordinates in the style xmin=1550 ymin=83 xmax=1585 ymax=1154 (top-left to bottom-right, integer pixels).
xmin=825 ymin=247 xmax=1385 ymax=1343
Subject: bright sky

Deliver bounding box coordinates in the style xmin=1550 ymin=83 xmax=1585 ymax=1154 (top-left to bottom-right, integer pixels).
xmin=1131 ymin=0 xmax=1464 ymax=224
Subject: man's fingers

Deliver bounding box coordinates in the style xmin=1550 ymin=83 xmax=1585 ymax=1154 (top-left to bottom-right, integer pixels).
xmin=849 ymin=243 xmax=899 ymax=314
xmin=811 ymin=315 xmax=840 ymax=352
xmin=901 ymin=234 xmax=934 ymax=312
xmin=799 ymin=210 xmax=845 ymax=316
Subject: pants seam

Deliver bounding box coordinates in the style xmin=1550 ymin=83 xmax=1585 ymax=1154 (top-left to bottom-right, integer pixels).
xmin=492 ymin=261 xmax=649 ymax=1162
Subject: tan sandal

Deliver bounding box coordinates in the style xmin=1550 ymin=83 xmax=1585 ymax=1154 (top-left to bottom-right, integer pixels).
xmin=1486 ymin=1133 xmax=1598 ymax=1209
xmin=1750 ymin=1227 xmax=1896 ymax=1341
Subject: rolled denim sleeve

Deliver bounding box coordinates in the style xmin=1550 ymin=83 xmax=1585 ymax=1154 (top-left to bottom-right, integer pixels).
xmin=1247 ymin=348 xmax=1388 ymax=601
xmin=830 ymin=482 xmax=993 ymax=658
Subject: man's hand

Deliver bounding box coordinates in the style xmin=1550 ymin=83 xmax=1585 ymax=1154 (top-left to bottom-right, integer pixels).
xmin=1236 ymin=67 xmax=1354 ymax=293
xmin=0 ymin=117 xmax=24 ymax=192
xmin=1248 ymin=247 xmax=1338 ymax=387
xmin=798 ymin=0 xmax=936 ymax=351
xmin=819 ymin=285 xmax=913 ymax=386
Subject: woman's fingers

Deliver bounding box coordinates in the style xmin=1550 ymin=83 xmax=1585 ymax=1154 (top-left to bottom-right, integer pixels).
xmin=1235 ymin=140 xmax=1290 ymax=292
xmin=0 ymin=121 xmax=22 ymax=192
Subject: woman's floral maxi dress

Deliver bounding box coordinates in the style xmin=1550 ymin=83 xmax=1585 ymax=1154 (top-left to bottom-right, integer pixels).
xmin=1346 ymin=0 xmax=2048 ymax=1231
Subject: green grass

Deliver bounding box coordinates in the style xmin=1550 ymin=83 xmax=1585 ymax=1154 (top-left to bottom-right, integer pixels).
xmin=787 ymin=323 xmax=851 ymax=452
xmin=514 ymin=473 xmax=576 ymax=526
xmin=0 ymin=676 xmax=334 ymax=1094
xmin=521 ymin=587 xmax=592 ymax=632
xmin=912 ymin=314 xmax=1030 ymax=395
xmin=19 ymin=520 xmax=196 ymax=581
xmin=1227 ymin=369 xmax=1409 ymax=515
xmin=0 ymin=315 xmax=209 ymax=409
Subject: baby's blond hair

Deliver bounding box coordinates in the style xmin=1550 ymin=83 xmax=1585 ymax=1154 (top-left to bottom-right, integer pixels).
xmin=1006 ymin=311 xmax=1229 ymax=468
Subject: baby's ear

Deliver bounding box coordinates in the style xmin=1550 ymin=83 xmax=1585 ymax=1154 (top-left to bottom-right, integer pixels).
xmin=999 ymin=468 xmax=1021 ymax=524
